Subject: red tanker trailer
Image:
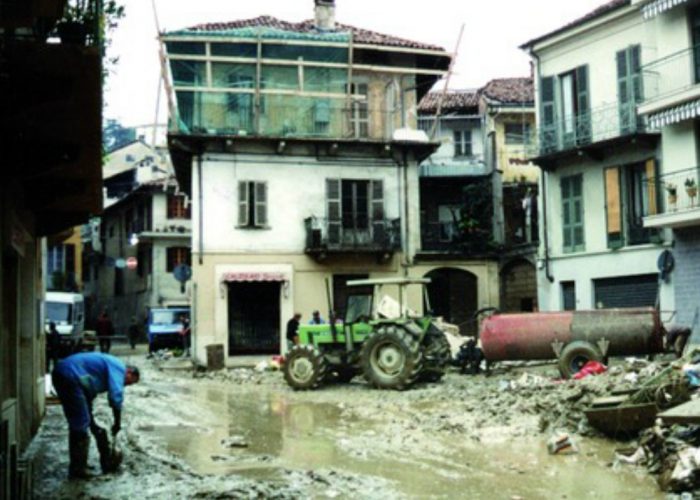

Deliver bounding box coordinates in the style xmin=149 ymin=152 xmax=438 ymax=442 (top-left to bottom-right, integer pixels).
xmin=479 ymin=308 xmax=670 ymax=378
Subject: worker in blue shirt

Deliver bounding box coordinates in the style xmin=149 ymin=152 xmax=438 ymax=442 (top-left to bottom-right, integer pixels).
xmin=52 ymin=352 xmax=140 ymax=479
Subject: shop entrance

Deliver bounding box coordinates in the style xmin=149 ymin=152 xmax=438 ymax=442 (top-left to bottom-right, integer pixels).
xmin=227 ymin=282 xmax=281 ymax=355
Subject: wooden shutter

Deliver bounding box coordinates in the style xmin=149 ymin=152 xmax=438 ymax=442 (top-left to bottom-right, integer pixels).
xmin=326 ymin=179 xmax=341 ymax=244
xmin=575 ymin=65 xmax=591 ymax=144
xmin=605 ymin=167 xmax=624 ymax=249
xmin=371 ymin=180 xmax=385 ymax=245
xmin=645 ymin=159 xmax=658 ymax=216
xmin=254 ymin=182 xmax=267 ymax=227
xmin=238 ymin=181 xmax=249 ymax=226
xmin=540 ymin=76 xmax=557 ymax=153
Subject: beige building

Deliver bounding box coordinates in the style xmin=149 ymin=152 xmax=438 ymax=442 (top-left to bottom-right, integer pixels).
xmin=164 ymin=2 xmax=454 ymax=364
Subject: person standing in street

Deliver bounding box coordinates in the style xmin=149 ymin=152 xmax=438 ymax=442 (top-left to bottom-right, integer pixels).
xmin=179 ymin=315 xmax=191 ymax=356
xmin=127 ymin=316 xmax=140 ymax=350
xmin=51 ymin=352 xmax=140 ymax=478
xmin=46 ymin=321 xmax=62 ymax=372
xmin=286 ymin=313 xmax=302 ymax=348
xmin=96 ymin=310 xmax=114 ymax=353
xmin=309 ymin=310 xmax=326 ymax=325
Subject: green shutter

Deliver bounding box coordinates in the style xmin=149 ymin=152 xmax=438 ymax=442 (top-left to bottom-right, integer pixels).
xmin=562 ymin=174 xmax=585 ymax=253
xmin=238 ymin=181 xmax=249 ymax=226
xmin=326 ymin=179 xmax=341 ymax=244
xmin=575 ymin=65 xmax=591 ymax=144
xmin=540 ymin=76 xmax=557 ymax=153
xmin=618 ymin=45 xmax=642 ymax=135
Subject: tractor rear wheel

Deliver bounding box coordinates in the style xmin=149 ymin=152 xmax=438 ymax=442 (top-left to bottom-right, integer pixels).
xmin=283 ymin=345 xmax=328 ymax=390
xmin=420 ymin=326 xmax=451 ymax=382
xmin=360 ymin=324 xmax=423 ymax=390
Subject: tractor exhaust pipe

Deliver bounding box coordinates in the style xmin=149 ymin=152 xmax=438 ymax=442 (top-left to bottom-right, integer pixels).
xmin=325 ymin=278 xmax=338 ymax=343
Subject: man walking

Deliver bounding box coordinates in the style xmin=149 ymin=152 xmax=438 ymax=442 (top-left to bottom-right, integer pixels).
xmin=96 ymin=310 xmax=114 ymax=353
xmin=52 ymin=352 xmax=140 ymax=478
xmin=286 ymin=313 xmax=302 ymax=348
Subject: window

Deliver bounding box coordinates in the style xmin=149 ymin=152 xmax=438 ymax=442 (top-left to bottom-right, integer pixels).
xmin=167 ymin=194 xmax=190 ymax=219
xmin=505 ymin=123 xmax=532 ymax=145
xmin=604 ymin=160 xmax=660 ymax=248
xmin=327 ymin=179 xmax=384 ymax=244
xmin=540 ymin=65 xmax=590 ymax=152
xmin=617 ymin=45 xmax=642 ymax=134
xmin=561 ymin=174 xmax=584 ymax=252
xmin=349 ymin=83 xmax=369 ymax=138
xmin=166 ymin=247 xmax=191 ymax=272
xmin=453 ymin=130 xmax=472 ymax=157
xmin=561 ymin=281 xmax=576 ymax=311
xmin=238 ymin=181 xmax=268 ymax=228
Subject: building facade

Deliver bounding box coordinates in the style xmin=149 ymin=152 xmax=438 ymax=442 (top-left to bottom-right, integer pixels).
xmin=637 ymin=0 xmax=700 ymax=341
xmin=164 ymin=1 xmax=452 ymax=364
xmin=523 ymin=0 xmax=674 ymax=313
xmin=0 ymin=1 xmax=103 ymax=497
xmin=83 ymin=143 xmax=191 ymax=334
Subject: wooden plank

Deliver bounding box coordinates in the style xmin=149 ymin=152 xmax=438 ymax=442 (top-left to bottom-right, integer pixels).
xmin=659 ymin=399 xmax=700 ymax=425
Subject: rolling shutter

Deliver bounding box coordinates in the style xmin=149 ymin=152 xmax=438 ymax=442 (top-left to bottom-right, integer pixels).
xmin=593 ymin=274 xmax=658 ymax=308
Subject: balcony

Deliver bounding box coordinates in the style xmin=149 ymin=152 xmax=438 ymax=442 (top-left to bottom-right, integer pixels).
xmin=304 ymin=217 xmax=400 ymax=259
xmin=644 ymin=166 xmax=700 ymax=228
xmin=530 ymin=101 xmax=652 ymax=163
xmin=639 ymin=46 xmax=700 ymax=117
xmin=419 ymin=221 xmax=497 ymax=256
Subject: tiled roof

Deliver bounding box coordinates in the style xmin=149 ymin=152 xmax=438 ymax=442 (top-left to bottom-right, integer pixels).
xmin=182 ymin=15 xmax=445 ymax=51
xmin=418 ymin=90 xmax=480 ymax=113
xmin=521 ymin=0 xmax=631 ymax=49
xmin=481 ymin=77 xmax=534 ymax=105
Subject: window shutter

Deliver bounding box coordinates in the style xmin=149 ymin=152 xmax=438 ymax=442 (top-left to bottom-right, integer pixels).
xmin=326 ymin=179 xmax=341 ymax=244
xmin=254 ymin=182 xmax=268 ymax=227
xmin=631 ymin=45 xmax=643 ymax=103
xmin=605 ymin=167 xmax=624 ymax=249
xmin=562 ymin=175 xmax=585 ymax=253
xmin=540 ymin=76 xmax=557 ymax=153
xmin=575 ymin=65 xmax=591 ymax=144
xmin=371 ymin=180 xmax=385 ymax=245
xmin=238 ymin=181 xmax=249 ymax=226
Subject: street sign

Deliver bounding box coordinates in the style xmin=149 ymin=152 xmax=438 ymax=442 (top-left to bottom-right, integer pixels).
xmin=126 ymin=257 xmax=138 ymax=270
xmin=174 ymin=264 xmax=192 ymax=293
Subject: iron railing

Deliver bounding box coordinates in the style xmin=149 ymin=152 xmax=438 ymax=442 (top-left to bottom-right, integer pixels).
xmin=641 ymin=45 xmax=700 ymax=105
xmin=304 ymin=216 xmax=400 ymax=253
xmin=420 ymin=221 xmax=461 ymax=252
xmin=646 ymin=166 xmax=700 ymax=216
xmin=530 ymin=101 xmax=644 ymax=158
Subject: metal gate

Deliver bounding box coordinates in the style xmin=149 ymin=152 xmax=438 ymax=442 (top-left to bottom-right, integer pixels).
xmin=593 ymin=274 xmax=658 ymax=309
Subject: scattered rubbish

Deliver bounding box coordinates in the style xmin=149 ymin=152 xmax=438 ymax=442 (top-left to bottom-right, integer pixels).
xmin=255 ymin=361 xmax=270 ymax=372
xmin=221 ymin=436 xmax=249 ymax=449
xmin=615 ymin=446 xmax=646 ymax=465
xmin=572 ymin=361 xmax=607 ymax=380
xmin=547 ymin=432 xmax=578 ymax=455
xmin=669 ymin=447 xmax=700 ymax=491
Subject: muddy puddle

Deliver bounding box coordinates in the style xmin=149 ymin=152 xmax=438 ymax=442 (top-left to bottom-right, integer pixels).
xmin=142 ymin=383 xmax=663 ymax=499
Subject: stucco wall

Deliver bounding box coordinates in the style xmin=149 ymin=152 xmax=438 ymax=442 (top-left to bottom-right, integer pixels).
xmin=673 ymin=227 xmax=700 ymax=344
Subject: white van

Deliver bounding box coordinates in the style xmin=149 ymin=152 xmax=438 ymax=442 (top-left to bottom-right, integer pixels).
xmin=45 ymin=292 xmax=85 ymax=345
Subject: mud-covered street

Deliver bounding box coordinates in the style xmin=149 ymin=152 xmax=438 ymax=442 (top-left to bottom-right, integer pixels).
xmin=31 ymin=347 xmax=677 ymax=499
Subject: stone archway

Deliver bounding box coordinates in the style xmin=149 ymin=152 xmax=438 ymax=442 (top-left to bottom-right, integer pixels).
xmin=500 ymin=259 xmax=537 ymax=312
xmin=424 ymin=268 xmax=478 ymax=336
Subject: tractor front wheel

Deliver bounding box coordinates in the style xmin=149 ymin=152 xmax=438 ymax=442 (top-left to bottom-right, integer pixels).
xmin=283 ymin=345 xmax=328 ymax=390
xmin=360 ymin=325 xmax=423 ymax=390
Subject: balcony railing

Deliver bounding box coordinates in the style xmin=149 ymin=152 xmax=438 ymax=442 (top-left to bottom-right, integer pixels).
xmin=646 ymin=166 xmax=700 ymax=217
xmin=641 ymin=46 xmax=700 ymax=105
xmin=304 ymin=217 xmax=400 ymax=254
xmin=530 ymin=101 xmax=644 ymax=158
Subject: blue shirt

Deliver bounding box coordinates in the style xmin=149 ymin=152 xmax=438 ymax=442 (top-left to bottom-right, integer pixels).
xmin=56 ymin=353 xmax=126 ymax=410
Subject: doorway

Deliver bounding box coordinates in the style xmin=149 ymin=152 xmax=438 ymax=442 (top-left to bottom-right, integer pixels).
xmin=424 ymin=268 xmax=478 ymax=336
xmin=227 ymin=282 xmax=280 ymax=355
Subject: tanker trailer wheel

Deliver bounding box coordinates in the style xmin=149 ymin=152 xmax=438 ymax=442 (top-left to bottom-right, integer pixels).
xmin=360 ymin=324 xmax=423 ymax=390
xmin=283 ymin=345 xmax=328 ymax=390
xmin=420 ymin=325 xmax=451 ymax=382
xmin=558 ymin=341 xmax=603 ymax=379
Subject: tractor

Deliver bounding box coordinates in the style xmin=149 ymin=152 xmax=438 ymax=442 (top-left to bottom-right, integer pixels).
xmin=283 ymin=277 xmax=451 ymax=391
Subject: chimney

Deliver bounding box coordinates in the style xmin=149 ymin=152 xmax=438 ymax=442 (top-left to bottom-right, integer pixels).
xmin=314 ymin=0 xmax=336 ymax=30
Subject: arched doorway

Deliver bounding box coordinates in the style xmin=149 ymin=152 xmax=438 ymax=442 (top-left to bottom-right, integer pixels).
xmin=424 ymin=268 xmax=478 ymax=336
xmin=500 ymin=259 xmax=537 ymax=312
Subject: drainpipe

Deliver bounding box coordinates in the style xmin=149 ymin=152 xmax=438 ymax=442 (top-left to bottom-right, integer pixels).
xmin=402 ymin=148 xmax=410 ymax=273
xmin=197 ymin=154 xmax=204 ymax=266
xmin=529 ymin=50 xmax=554 ymax=283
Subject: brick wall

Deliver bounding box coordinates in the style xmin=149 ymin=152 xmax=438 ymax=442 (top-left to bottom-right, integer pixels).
xmin=674 ymin=227 xmax=700 ymax=344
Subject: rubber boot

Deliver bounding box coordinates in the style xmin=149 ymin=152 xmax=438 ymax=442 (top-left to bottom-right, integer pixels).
xmin=91 ymin=425 xmax=120 ymax=473
xmin=68 ymin=431 xmax=91 ymax=479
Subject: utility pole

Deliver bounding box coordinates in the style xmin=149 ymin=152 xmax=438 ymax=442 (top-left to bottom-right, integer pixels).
xmin=429 ymin=23 xmax=465 ymax=140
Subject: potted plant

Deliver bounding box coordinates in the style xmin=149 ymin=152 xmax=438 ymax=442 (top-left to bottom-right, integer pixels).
xmin=686 ymin=178 xmax=698 ymax=206
xmin=666 ymin=183 xmax=677 ymax=206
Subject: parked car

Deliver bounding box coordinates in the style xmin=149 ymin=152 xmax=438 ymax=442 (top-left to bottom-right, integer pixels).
xmin=147 ymin=307 xmax=189 ymax=351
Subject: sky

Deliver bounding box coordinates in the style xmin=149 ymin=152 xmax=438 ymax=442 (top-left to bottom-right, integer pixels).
xmin=104 ymin=0 xmax=609 ymax=129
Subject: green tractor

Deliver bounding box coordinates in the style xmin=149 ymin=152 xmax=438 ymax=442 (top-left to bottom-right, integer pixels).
xmin=283 ymin=278 xmax=451 ymax=391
